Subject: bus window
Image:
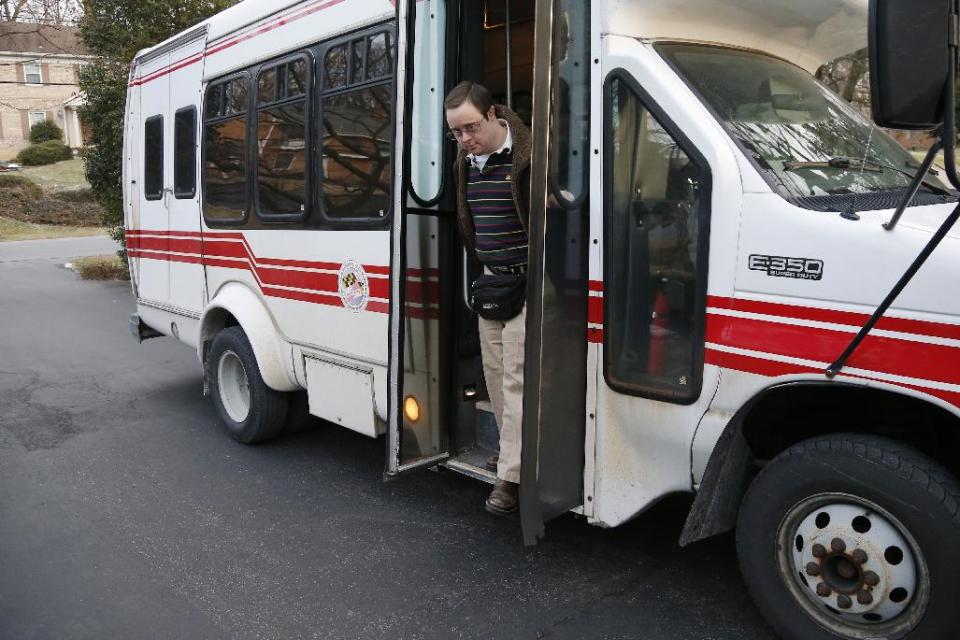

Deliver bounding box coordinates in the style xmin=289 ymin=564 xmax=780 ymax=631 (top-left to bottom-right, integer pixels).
xmin=320 ymin=31 xmax=393 ymax=221
xmin=255 ymin=56 xmax=310 ymax=220
xmin=203 ymin=75 xmax=250 ymax=224
xmin=143 ymin=115 xmax=164 ymax=201
xmin=173 ymin=107 xmax=197 ymax=199
xmin=604 ymin=74 xmax=709 ymax=403
xmin=409 ymin=0 xmax=446 ymax=204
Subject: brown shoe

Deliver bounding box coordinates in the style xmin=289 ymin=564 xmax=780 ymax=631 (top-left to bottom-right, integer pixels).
xmin=485 ymin=454 xmax=499 ymax=472
xmin=485 ymin=479 xmax=518 ymax=515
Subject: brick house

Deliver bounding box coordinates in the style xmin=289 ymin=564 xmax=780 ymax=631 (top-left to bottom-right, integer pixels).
xmin=0 ymin=22 xmax=91 ymax=160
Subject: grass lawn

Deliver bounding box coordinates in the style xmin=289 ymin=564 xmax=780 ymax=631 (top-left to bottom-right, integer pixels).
xmin=15 ymin=158 xmax=90 ymax=192
xmin=0 ymin=216 xmax=105 ymax=242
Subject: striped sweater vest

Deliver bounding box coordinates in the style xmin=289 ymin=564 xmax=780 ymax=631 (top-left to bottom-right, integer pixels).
xmin=465 ymin=151 xmax=528 ymax=269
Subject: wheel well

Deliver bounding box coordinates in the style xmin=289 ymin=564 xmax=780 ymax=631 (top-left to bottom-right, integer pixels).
xmin=742 ymin=384 xmax=960 ymax=480
xmin=200 ymin=308 xmax=239 ymax=364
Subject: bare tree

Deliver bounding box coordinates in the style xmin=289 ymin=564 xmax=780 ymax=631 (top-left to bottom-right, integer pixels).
xmin=1 ymin=0 xmax=81 ymax=24
xmin=23 ymin=0 xmax=81 ymax=24
xmin=0 ymin=0 xmax=29 ymax=21
xmin=817 ymin=48 xmax=870 ymax=106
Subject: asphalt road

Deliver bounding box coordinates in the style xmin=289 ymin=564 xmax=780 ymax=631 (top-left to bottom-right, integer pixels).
xmin=0 ymin=238 xmax=777 ymax=640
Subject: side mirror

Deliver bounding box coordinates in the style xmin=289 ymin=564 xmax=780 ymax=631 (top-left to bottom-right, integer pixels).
xmin=869 ymin=0 xmax=952 ymax=129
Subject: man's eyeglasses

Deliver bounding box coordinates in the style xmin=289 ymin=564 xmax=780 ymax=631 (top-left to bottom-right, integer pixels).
xmin=447 ymin=120 xmax=485 ymax=142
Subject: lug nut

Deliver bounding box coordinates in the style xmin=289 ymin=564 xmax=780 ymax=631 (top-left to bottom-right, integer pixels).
xmin=857 ymin=590 xmax=874 ymax=605
xmin=812 ymin=543 xmax=827 ymax=558
xmin=852 ymin=549 xmax=868 ymax=565
xmin=863 ymin=571 xmax=880 ymax=587
xmin=816 ymin=583 xmax=832 ymax=597
xmin=831 ymin=537 xmax=847 ymax=554
xmin=805 ymin=562 xmax=821 ymax=576
xmin=837 ymin=594 xmax=853 ymax=609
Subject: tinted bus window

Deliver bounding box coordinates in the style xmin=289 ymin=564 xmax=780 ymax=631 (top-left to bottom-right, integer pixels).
xmin=203 ymin=77 xmax=249 ymax=223
xmin=320 ymin=32 xmax=393 ymax=220
xmin=604 ymin=75 xmax=708 ymax=403
xmin=256 ymin=57 xmax=309 ymax=219
xmin=144 ymin=115 xmax=163 ymax=201
xmin=174 ymin=107 xmax=197 ymax=199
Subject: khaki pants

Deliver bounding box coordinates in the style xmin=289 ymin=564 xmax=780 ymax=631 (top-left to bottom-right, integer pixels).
xmin=479 ymin=301 xmax=526 ymax=484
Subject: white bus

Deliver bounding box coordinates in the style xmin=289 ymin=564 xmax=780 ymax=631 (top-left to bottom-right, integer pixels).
xmin=124 ymin=0 xmax=960 ymax=636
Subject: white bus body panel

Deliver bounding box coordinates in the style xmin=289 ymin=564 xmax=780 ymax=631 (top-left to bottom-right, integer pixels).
xmin=201 ymin=0 xmax=393 ymax=82
xmin=588 ymin=37 xmax=744 ymax=528
xmin=602 ymin=0 xmax=867 ymax=73
xmin=136 ymin=52 xmax=171 ymax=306
xmin=167 ymin=36 xmax=207 ymax=316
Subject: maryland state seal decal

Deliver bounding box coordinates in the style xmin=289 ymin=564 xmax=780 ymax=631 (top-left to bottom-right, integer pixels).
xmin=338 ymin=260 xmax=369 ymax=313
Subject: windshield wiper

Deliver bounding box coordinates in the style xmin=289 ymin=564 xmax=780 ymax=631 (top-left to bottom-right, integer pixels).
xmin=784 ymin=156 xmax=953 ymax=197
xmin=784 ymin=157 xmax=884 ymax=172
xmin=872 ymin=158 xmax=954 ymax=197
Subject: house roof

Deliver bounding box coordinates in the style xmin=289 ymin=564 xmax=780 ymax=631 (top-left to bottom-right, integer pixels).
xmin=0 ymin=22 xmax=87 ymax=57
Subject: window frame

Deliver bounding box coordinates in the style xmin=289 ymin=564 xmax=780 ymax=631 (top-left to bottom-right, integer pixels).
xmin=601 ymin=69 xmax=713 ymax=405
xmin=23 ymin=61 xmax=42 ymax=85
xmin=28 ymin=111 xmax=47 ymax=128
xmin=173 ymin=106 xmax=198 ymax=200
xmin=407 ymin=0 xmax=452 ymax=208
xmin=253 ymin=51 xmax=313 ymax=223
xmin=316 ymin=25 xmax=396 ymax=229
xmin=201 ymin=71 xmax=252 ymax=227
xmin=143 ymin=114 xmax=165 ymax=202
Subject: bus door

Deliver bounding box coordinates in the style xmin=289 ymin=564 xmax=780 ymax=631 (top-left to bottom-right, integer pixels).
xmin=165 ymin=33 xmax=207 ymax=315
xmin=134 ymin=28 xmax=208 ymax=314
xmin=519 ymin=0 xmax=593 ymax=544
xmin=136 ymin=51 xmax=172 ymax=305
xmin=386 ymin=0 xmax=454 ymax=475
xmin=386 ymin=0 xmax=593 ymax=540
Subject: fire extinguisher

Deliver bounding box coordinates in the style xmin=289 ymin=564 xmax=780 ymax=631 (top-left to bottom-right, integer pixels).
xmin=647 ymin=286 xmax=670 ymax=374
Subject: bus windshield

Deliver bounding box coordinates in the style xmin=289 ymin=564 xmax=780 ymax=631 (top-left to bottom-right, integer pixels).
xmin=658 ymin=44 xmax=941 ymax=201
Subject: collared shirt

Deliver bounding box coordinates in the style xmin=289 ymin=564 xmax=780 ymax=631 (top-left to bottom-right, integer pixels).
xmin=466 ymin=120 xmax=512 ymax=172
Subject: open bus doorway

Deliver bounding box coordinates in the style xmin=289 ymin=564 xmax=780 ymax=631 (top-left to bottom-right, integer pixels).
xmin=444 ymin=0 xmax=540 ymax=484
xmin=389 ymin=0 xmax=539 ymax=482
xmin=390 ymin=0 xmax=592 ymax=540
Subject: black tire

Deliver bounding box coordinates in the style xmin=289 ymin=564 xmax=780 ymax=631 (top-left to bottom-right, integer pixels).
xmin=284 ymin=390 xmax=318 ymax=434
xmin=737 ymin=434 xmax=960 ymax=640
xmin=209 ymin=326 xmax=289 ymax=444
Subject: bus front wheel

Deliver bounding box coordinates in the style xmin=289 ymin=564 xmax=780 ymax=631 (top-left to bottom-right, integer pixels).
xmin=209 ymin=326 xmax=289 ymax=444
xmin=737 ymin=434 xmax=960 ymax=640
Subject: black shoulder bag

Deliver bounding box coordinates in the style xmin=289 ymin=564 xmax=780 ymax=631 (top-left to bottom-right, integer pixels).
xmin=471 ymin=273 xmax=526 ymax=321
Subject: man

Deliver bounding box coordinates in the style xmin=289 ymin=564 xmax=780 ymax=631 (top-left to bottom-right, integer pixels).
xmin=445 ymin=81 xmax=531 ymax=515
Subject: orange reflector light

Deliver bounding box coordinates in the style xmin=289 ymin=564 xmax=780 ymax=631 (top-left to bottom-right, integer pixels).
xmin=403 ymin=395 xmax=421 ymax=423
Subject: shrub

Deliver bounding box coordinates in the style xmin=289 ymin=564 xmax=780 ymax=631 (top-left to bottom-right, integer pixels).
xmin=16 ymin=140 xmax=73 ymax=166
xmin=72 ymin=255 xmax=129 ymax=281
xmin=0 ymin=170 xmax=100 ymax=227
xmin=29 ymin=119 xmax=64 ymax=144
xmin=0 ymin=174 xmax=43 ymax=198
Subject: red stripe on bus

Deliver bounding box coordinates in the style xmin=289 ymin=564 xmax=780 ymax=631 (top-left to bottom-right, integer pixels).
xmin=704 ymin=348 xmax=821 ymax=377
xmin=706 ymin=313 xmax=960 ymax=386
xmin=707 ymin=295 xmax=960 ymax=342
xmin=705 ymin=348 xmax=960 ymax=410
xmin=588 ymin=296 xmax=603 ymax=325
xmin=128 ymin=249 xmax=202 ymax=265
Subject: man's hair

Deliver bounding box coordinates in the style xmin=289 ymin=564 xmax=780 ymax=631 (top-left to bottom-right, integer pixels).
xmin=444 ymin=81 xmax=494 ymax=117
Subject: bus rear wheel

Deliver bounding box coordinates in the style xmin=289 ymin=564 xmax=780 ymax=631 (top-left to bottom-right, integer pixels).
xmin=209 ymin=326 xmax=289 ymax=444
xmin=737 ymin=434 xmax=960 ymax=640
